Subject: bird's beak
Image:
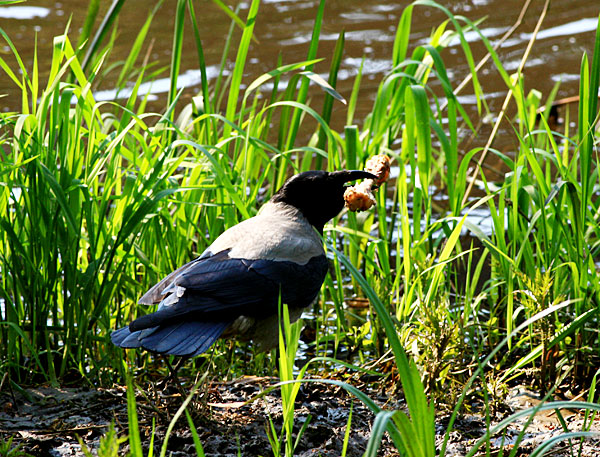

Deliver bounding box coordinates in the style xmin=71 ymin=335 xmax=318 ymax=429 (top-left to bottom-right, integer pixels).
xmin=331 ymin=170 xmax=378 ymax=184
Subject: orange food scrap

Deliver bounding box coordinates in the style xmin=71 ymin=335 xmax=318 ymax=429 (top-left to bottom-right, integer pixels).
xmin=344 ymin=155 xmax=391 ymax=212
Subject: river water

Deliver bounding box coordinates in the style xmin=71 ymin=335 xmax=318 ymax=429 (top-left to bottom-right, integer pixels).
xmin=1 ymin=1 xmax=599 ymax=156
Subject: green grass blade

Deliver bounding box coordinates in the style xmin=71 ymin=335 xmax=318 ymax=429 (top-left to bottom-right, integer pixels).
xmin=185 ymin=410 xmax=206 ymax=457
xmin=346 ymin=56 xmax=364 ymax=126
xmin=116 ymin=1 xmax=162 ymax=88
xmin=210 ymin=0 xmax=256 ymax=41
xmin=126 ymin=374 xmax=143 ymax=457
xmin=224 ymin=0 xmax=261 ymax=138
xmin=187 ymin=0 xmax=216 ymax=141
xmin=393 ymin=4 xmax=414 ymax=67
xmin=316 ymin=31 xmax=346 ymax=169
xmin=328 ymin=242 xmax=435 ymax=456
xmin=77 ymin=0 xmax=100 ymax=50
xmin=160 ymin=376 xmax=206 ymax=457
xmin=364 ymin=411 xmax=397 ymax=457
xmin=168 ymin=0 xmax=186 ymax=118
xmin=81 ymin=0 xmax=126 ymax=73
xmin=531 ymin=432 xmax=600 ymax=457
xmin=283 ymin=0 xmax=326 ymax=151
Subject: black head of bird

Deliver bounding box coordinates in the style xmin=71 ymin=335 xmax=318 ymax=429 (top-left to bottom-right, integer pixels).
xmin=271 ymin=170 xmax=376 ymax=233
xmin=111 ymin=169 xmax=377 ymax=358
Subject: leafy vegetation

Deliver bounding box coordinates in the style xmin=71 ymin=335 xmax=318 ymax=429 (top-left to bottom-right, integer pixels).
xmin=1 ymin=0 xmax=599 ymax=455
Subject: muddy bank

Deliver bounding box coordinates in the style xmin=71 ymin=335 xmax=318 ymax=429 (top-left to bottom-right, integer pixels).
xmin=1 ymin=377 xmax=599 ymax=456
xmin=0 ymin=378 xmax=388 ymax=457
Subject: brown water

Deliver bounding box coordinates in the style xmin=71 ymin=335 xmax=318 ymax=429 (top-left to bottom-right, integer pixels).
xmin=1 ymin=0 xmax=599 ymax=154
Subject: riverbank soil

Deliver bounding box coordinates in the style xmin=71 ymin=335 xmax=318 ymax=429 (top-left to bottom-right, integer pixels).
xmin=1 ymin=378 xmax=599 ymax=456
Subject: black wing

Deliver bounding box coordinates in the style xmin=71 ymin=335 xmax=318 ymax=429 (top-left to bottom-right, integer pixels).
xmin=111 ymin=251 xmax=328 ymax=356
xmin=131 ymin=252 xmax=329 ymax=330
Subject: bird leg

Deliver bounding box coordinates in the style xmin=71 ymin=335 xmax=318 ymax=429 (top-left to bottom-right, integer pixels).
xmin=158 ymin=356 xmax=187 ymax=390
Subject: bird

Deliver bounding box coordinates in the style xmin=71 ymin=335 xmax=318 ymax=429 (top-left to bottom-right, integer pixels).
xmin=111 ymin=169 xmax=376 ymax=358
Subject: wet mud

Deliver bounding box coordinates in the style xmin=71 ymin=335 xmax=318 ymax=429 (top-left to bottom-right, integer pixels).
xmin=1 ymin=378 xmax=599 ymax=456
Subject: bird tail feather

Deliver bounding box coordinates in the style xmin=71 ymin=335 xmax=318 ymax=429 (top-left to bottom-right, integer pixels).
xmin=111 ymin=320 xmax=231 ymax=357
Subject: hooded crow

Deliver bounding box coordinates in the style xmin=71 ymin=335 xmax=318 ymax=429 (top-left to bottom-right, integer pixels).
xmin=111 ymin=169 xmax=376 ymax=357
